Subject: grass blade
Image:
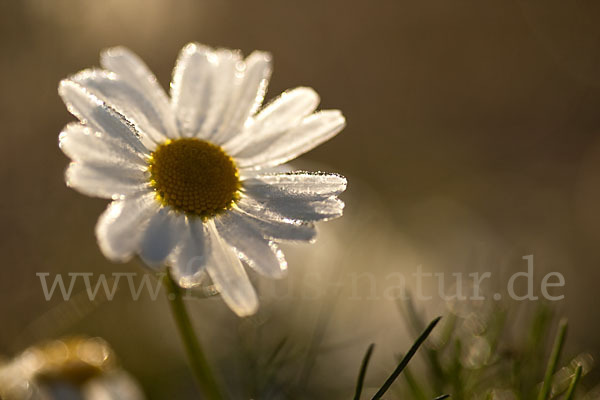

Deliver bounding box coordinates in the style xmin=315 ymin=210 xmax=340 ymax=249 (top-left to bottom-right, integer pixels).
xmin=354 ymin=343 xmax=375 ymax=400
xmin=266 ymin=337 xmax=289 ymax=367
xmin=434 ymin=395 xmax=450 ymax=400
xmin=371 ymin=316 xmax=442 ymax=400
xmin=564 ymin=365 xmax=583 ymax=400
xmin=537 ymin=319 xmax=568 ymax=400
xmin=298 ymin=288 xmax=340 ymax=388
xmin=398 ymin=295 xmax=445 ymax=392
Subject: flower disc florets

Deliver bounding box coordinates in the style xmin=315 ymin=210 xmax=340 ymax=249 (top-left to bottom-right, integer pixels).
xmin=148 ymin=138 xmax=240 ymax=218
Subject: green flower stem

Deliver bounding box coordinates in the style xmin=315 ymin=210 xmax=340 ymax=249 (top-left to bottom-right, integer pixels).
xmin=164 ymin=269 xmax=224 ymax=400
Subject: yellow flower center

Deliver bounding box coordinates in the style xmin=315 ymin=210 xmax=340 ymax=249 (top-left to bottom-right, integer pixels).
xmin=148 ymin=138 xmax=240 ymax=218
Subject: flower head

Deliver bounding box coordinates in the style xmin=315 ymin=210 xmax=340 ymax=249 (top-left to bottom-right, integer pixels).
xmin=58 ymin=43 xmax=346 ymax=316
xmin=0 ymin=337 xmax=144 ymax=400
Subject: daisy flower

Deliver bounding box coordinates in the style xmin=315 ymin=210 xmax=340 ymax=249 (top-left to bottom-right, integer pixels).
xmin=58 ymin=43 xmax=346 ymax=316
xmin=0 ymin=337 xmax=145 ymax=400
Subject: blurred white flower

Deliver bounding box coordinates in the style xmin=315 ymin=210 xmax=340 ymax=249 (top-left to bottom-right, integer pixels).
xmin=0 ymin=337 xmax=145 ymax=400
xmin=58 ymin=43 xmax=346 ymax=316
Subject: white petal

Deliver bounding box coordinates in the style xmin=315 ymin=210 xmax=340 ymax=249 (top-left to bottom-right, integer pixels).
xmin=100 ymin=46 xmax=177 ymax=139
xmin=95 ymin=192 xmax=159 ymax=262
xmin=65 ymin=162 xmax=148 ymax=199
xmin=224 ymin=87 xmax=319 ymax=154
xmin=205 ymin=220 xmax=258 ymax=316
xmin=229 ymin=207 xmax=316 ymax=242
xmin=68 ymin=69 xmax=170 ymax=147
xmin=59 ymin=123 xmax=148 ymax=167
xmin=210 ymin=50 xmax=272 ymax=145
xmin=238 ymin=194 xmax=344 ymax=222
xmin=215 ymin=211 xmax=287 ymax=278
xmin=270 ymin=197 xmax=344 ymax=222
xmin=138 ymin=208 xmax=186 ymax=268
xmin=170 ymin=218 xmax=210 ymax=287
xmin=170 ymin=43 xmax=216 ymax=138
xmin=238 ymin=164 xmax=295 ymax=180
xmin=235 ymin=110 xmax=346 ymax=169
xmin=58 ymin=80 xmax=149 ymax=154
xmin=242 ymin=172 xmax=347 ymax=201
xmin=197 ymin=49 xmax=243 ymax=141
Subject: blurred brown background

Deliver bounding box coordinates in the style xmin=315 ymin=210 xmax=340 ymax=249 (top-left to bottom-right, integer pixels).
xmin=1 ymin=0 xmax=600 ymax=397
